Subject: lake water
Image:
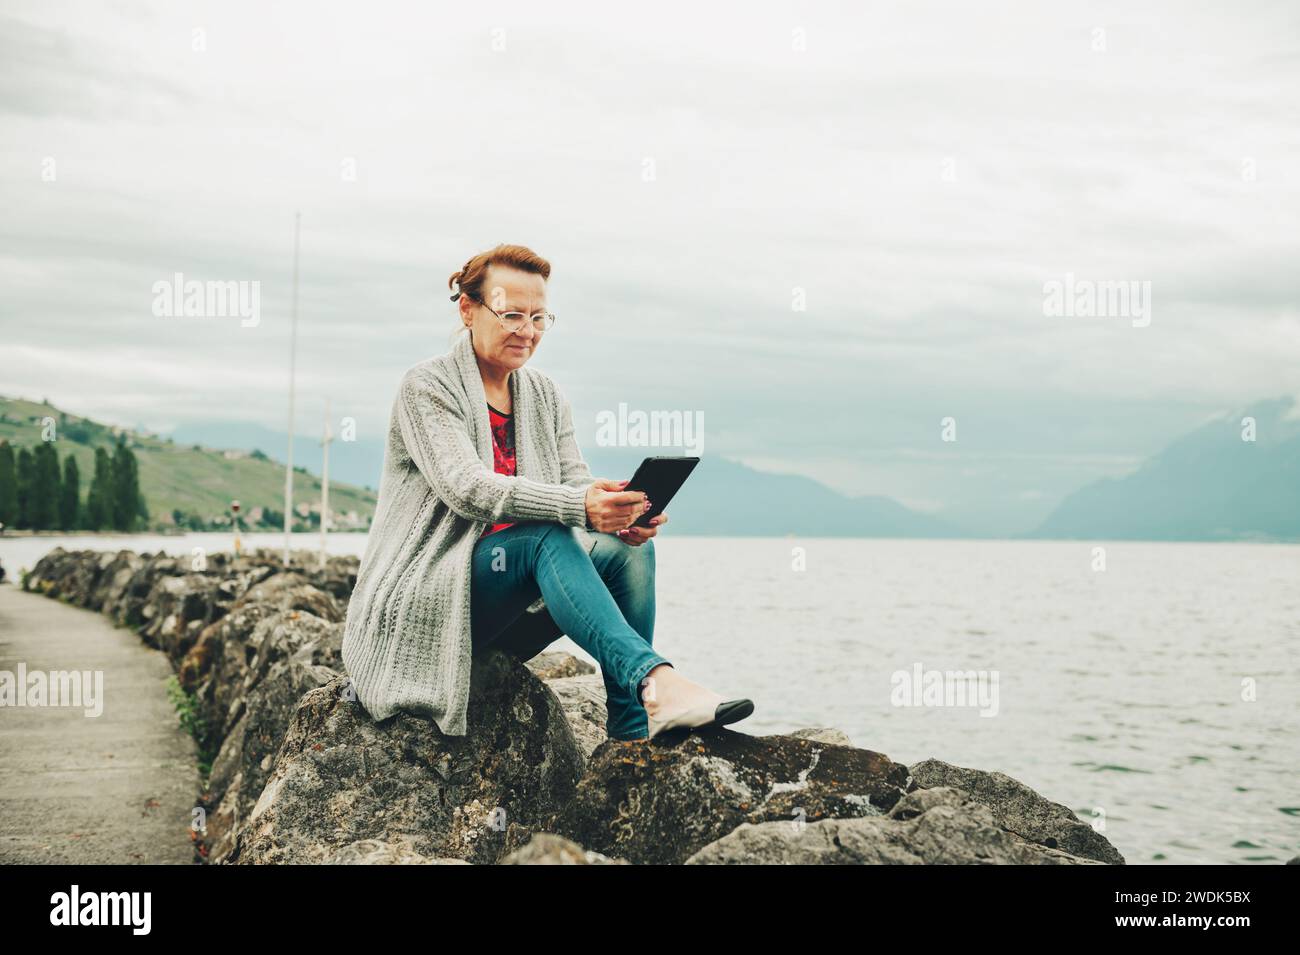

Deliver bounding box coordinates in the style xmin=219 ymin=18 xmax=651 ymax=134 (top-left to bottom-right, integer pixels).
xmin=2 ymin=532 xmax=1296 ymax=865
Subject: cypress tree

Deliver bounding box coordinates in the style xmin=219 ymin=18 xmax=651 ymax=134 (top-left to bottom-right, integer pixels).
xmin=110 ymin=436 xmax=143 ymax=532
xmin=111 ymin=437 xmax=129 ymax=531
xmin=31 ymin=443 xmax=62 ymax=529
xmin=87 ymin=446 xmax=112 ymax=530
xmin=16 ymin=446 xmax=34 ymax=529
xmin=136 ymin=480 xmax=149 ymax=526
xmin=60 ymin=454 xmax=81 ymax=531
xmin=0 ymin=441 xmax=16 ymax=527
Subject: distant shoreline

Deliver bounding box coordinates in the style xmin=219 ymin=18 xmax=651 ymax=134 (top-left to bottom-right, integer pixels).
xmin=1 ymin=529 xmax=1297 ymax=545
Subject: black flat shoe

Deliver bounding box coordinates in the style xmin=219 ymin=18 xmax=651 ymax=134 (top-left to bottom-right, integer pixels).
xmin=647 ymin=697 xmax=755 ymax=742
xmin=713 ymin=698 xmax=754 ymax=726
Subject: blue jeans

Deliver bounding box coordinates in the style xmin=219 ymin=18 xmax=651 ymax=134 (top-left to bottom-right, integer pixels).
xmin=469 ymin=522 xmax=670 ymax=740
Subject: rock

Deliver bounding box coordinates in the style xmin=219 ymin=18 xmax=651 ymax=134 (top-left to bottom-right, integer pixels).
xmin=232 ymin=572 xmax=344 ymax=622
xmin=788 ymin=727 xmax=854 ymax=747
xmin=499 ymin=833 xmax=626 ymax=865
xmin=182 ymin=606 xmax=343 ymax=749
xmin=202 ymin=656 xmax=341 ymax=863
xmin=25 ymin=548 xmax=356 ymax=626
xmin=544 ymin=673 xmax=608 ymax=758
xmin=89 ymin=550 xmax=145 ymax=611
xmin=180 ymin=602 xmax=274 ymax=692
xmin=24 ymin=547 xmax=140 ymax=610
xmin=229 ymin=652 xmax=585 ymax=865
xmin=322 ymin=839 xmax=470 ymax=865
xmin=23 ymin=547 xmax=84 ymax=601
xmin=526 ymin=651 xmax=596 ymax=680
xmin=113 ymin=553 xmax=190 ymax=628
xmin=550 ymin=731 xmax=910 ymax=865
xmin=908 ymin=758 xmax=1124 ymax=865
xmin=138 ymin=573 xmax=232 ymax=663
xmin=685 ymin=786 xmax=1104 ymax=864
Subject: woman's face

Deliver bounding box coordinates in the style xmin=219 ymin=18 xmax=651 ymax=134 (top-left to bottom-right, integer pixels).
xmin=460 ymin=264 xmax=548 ymax=374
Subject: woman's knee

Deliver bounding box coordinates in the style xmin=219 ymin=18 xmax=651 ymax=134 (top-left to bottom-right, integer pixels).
xmin=550 ymin=522 xmax=584 ymax=541
xmin=536 ymin=522 xmax=588 ymax=558
xmin=618 ymin=536 xmax=655 ymax=588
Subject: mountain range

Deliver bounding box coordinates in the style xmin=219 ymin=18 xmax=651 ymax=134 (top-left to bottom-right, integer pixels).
xmin=1030 ymin=397 xmax=1300 ymax=541
xmin=166 ymin=421 xmax=963 ymax=538
xmin=168 ymin=394 xmax=1300 ymax=542
xmin=5 ymin=394 xmax=1297 ymax=540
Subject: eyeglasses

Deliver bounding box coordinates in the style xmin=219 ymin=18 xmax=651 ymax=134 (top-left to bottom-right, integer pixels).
xmin=473 ymin=298 xmax=557 ymax=333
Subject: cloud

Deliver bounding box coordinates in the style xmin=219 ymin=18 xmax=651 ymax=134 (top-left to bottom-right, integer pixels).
xmin=1 ymin=0 xmax=1297 ymax=532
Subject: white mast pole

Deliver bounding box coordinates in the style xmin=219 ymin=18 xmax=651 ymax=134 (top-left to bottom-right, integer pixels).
xmin=320 ymin=398 xmax=332 ymax=569
xmin=283 ymin=211 xmax=300 ymax=566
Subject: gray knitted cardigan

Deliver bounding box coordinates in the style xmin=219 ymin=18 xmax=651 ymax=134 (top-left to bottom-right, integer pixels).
xmin=341 ymin=329 xmax=597 ymax=735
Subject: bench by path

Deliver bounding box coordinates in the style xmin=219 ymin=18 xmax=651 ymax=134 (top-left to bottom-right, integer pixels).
xmin=0 ymin=585 xmax=198 ymax=863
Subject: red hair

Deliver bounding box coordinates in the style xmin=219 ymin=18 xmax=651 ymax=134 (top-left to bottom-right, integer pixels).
xmin=448 ymin=243 xmax=551 ymax=304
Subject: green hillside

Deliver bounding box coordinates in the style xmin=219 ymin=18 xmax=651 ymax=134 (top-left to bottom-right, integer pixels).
xmin=0 ymin=395 xmax=376 ymax=531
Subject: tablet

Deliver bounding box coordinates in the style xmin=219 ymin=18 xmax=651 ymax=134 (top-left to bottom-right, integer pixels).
xmin=624 ymin=456 xmax=700 ymax=528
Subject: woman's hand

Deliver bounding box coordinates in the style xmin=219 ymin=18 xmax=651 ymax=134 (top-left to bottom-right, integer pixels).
xmin=617 ymin=511 xmax=666 ymax=546
xmin=584 ymin=478 xmax=649 ymax=533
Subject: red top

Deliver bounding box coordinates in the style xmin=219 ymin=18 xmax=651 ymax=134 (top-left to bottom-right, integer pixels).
xmin=480 ymin=402 xmax=516 ymax=537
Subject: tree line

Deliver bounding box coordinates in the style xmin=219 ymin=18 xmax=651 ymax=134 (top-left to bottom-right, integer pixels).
xmin=0 ymin=437 xmax=148 ymax=532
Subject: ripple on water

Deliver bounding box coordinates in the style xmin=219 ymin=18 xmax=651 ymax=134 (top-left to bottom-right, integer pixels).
xmin=1085 ymin=763 xmax=1155 ymax=774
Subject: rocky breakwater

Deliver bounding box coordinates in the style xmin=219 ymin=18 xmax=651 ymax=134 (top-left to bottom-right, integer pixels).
xmin=24 ymin=547 xmax=1125 ymax=865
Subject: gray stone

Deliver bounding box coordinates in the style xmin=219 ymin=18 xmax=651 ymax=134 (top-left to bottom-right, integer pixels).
xmin=686 ymin=786 xmax=1104 ymax=864
xmin=908 ymin=758 xmax=1125 ymax=865
xmin=138 ymin=572 xmax=231 ymax=664
xmin=233 ymin=571 xmax=344 ymax=622
xmin=788 ymin=727 xmax=854 ymax=747
xmin=229 ymin=652 xmax=584 ymax=865
xmin=550 ymin=731 xmax=910 ymax=865
xmin=202 ymin=656 xmax=340 ymax=863
xmin=499 ymin=833 xmax=626 ymax=865
xmin=323 ymin=839 xmax=471 ymax=865
xmin=526 ymin=651 xmax=596 ymax=680
xmin=544 ymin=673 xmax=608 ymax=758
xmin=182 ymin=606 xmax=343 ymax=748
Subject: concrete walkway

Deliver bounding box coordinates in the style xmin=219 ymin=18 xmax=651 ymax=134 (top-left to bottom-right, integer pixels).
xmin=0 ymin=585 xmax=198 ymax=863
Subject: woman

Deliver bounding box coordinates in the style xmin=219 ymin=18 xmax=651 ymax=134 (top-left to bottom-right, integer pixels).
xmin=341 ymin=243 xmax=753 ymax=743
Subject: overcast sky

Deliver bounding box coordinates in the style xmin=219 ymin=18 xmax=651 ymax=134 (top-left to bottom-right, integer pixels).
xmin=2 ymin=0 xmax=1297 ymax=532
